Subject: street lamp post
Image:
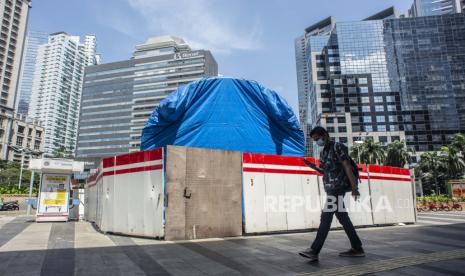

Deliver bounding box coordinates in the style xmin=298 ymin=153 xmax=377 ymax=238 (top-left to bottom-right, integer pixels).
xmin=26 ymin=171 xmax=34 ymax=216
xmin=18 ymin=150 xmax=25 ymax=189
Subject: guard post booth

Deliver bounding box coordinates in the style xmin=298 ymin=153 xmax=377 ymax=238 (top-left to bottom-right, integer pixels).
xmin=28 ymin=159 xmax=84 ymax=222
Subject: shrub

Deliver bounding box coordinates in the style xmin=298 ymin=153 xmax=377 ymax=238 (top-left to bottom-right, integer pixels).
xmin=0 ymin=185 xmax=38 ymax=195
xmin=417 ymin=195 xmax=456 ymax=203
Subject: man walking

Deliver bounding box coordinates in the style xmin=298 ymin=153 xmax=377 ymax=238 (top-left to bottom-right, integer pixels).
xmin=299 ymin=126 xmax=364 ymax=261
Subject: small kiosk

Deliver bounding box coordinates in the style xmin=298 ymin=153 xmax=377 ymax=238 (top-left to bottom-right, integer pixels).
xmin=28 ymin=159 xmax=84 ymax=222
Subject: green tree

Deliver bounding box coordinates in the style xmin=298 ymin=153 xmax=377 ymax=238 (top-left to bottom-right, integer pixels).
xmin=0 ymin=161 xmax=39 ymax=194
xmin=356 ymin=139 xmax=386 ymax=165
xmin=418 ymin=152 xmax=446 ymax=195
xmin=349 ymin=144 xmax=363 ymax=164
xmin=450 ymin=133 xmax=465 ymax=163
xmin=384 ymin=140 xmax=412 ymax=168
xmin=440 ymin=146 xmax=465 ymax=179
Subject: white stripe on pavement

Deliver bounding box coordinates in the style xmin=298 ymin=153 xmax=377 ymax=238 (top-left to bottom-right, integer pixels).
xmin=416 ymin=220 xmax=455 ymax=225
xmin=417 ymin=215 xmax=465 ymax=222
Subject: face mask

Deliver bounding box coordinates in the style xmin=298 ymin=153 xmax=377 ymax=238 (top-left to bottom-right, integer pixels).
xmin=316 ymin=138 xmax=325 ymax=146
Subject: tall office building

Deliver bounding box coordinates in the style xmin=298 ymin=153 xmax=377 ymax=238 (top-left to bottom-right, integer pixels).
xmin=15 ymin=30 xmax=47 ymax=115
xmin=76 ymin=36 xmax=218 ymax=165
xmin=302 ymin=8 xmax=406 ymax=157
xmin=385 ymin=13 xmax=465 ymax=151
xmin=294 ymin=17 xmax=335 ymax=155
xmin=298 ymin=7 xmax=465 ymax=155
xmin=408 ymin=0 xmax=462 ymax=16
xmin=28 ymin=32 xmax=98 ymax=156
xmin=294 ymin=36 xmax=310 ymax=154
xmin=0 ymin=0 xmax=32 ymax=159
xmin=84 ymin=35 xmax=100 ymax=66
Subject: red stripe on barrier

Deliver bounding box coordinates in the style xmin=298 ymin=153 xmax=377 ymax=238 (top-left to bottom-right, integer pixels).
xmin=244 ymin=168 xmax=411 ymax=181
xmin=357 ymin=164 xmax=368 ymax=173
xmin=109 ymin=148 xmax=163 ymax=167
xmin=243 ymin=153 xmax=319 ymax=167
xmin=145 ymin=148 xmax=163 ymax=162
xmin=103 ymin=164 xmax=163 ymax=177
xmin=116 ymin=152 xmax=135 ymax=166
xmin=368 ymin=164 xmax=410 ymax=176
xmin=103 ymin=157 xmax=115 ymax=168
xmin=362 ymin=175 xmax=411 ymax=182
xmin=243 ymin=167 xmax=321 ymax=175
xmin=243 ymin=153 xmax=408 ymax=176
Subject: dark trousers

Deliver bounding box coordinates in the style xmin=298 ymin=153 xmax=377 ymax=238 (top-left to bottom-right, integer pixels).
xmin=311 ymin=194 xmax=362 ymax=254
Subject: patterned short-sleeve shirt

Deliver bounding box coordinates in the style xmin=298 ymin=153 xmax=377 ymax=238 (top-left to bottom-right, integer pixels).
xmin=319 ymin=141 xmax=351 ymax=195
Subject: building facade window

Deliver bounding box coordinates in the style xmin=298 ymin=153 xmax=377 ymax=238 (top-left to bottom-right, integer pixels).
xmin=359 ymin=87 xmax=369 ymax=93
xmin=16 ymin=136 xmax=23 ymax=146
xmin=358 ymin=78 xmax=368 ymax=84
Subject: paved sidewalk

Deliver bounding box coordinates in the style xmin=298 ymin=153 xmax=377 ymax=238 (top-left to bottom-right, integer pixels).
xmin=0 ymin=212 xmax=464 ymax=275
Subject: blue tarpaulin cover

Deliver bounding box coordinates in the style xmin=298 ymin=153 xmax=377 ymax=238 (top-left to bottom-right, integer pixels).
xmin=141 ymin=77 xmax=304 ymax=156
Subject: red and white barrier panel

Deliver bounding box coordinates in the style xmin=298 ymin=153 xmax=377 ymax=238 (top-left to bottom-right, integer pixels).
xmin=102 ymin=148 xmax=163 ymax=176
xmin=242 ymin=153 xmax=415 ymax=234
xmin=242 ymin=153 xmax=322 ymax=233
xmin=367 ymin=165 xmax=414 ymax=224
xmin=85 ymin=148 xmax=165 ymax=238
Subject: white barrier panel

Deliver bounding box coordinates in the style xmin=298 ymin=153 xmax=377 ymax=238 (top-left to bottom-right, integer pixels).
xmin=85 ymin=179 xmax=95 ymax=222
xmin=77 ymin=189 xmax=85 ymax=220
xmin=243 ymin=153 xmax=415 ymax=234
xmin=368 ymin=165 xmax=415 ymax=224
xmin=85 ymin=148 xmax=165 ymax=238
xmin=101 ymin=156 xmax=114 ymax=233
xmin=242 ymin=153 xmax=322 ymax=234
xmin=350 ymin=166 xmax=375 ymax=227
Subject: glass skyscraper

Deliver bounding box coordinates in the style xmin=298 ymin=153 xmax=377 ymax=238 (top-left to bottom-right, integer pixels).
xmin=409 ymin=0 xmax=462 ymax=17
xmin=385 ymin=13 xmax=465 ymax=151
xmin=298 ymin=7 xmax=465 ymax=155
xmin=16 ymin=30 xmax=48 ymax=115
xmin=300 ymin=8 xmax=406 ymax=157
xmin=294 ymin=17 xmax=335 ymax=155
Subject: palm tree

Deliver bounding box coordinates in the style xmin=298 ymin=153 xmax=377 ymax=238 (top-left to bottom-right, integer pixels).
xmin=418 ymin=152 xmax=446 ymax=195
xmin=440 ymin=146 xmax=465 ymax=179
xmin=349 ymin=144 xmax=363 ymax=164
xmin=450 ymin=133 xmax=465 ymax=163
xmin=384 ymin=140 xmax=412 ymax=168
xmin=357 ymin=139 xmax=386 ymax=165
